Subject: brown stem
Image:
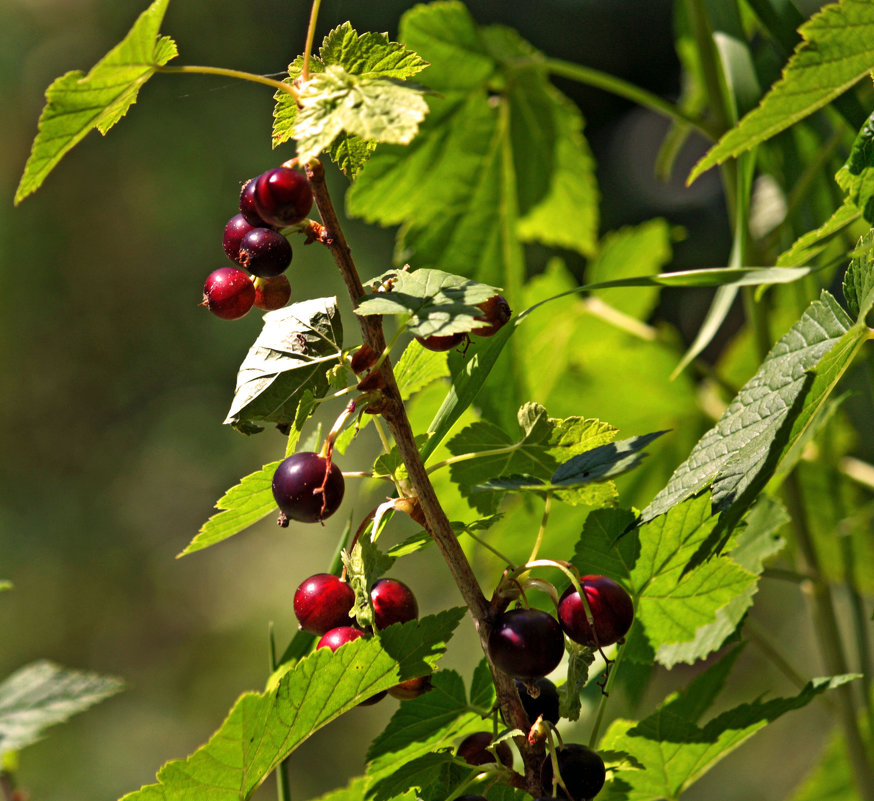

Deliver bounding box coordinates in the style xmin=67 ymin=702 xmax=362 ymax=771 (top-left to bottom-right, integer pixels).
xmin=305 ymin=159 xmax=545 ymax=793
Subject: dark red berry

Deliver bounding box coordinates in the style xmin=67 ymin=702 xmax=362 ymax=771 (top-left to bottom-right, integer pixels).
xmin=223 ymin=214 xmax=255 ymax=264
xmin=457 ymin=731 xmax=513 ymax=768
xmin=370 ymin=578 xmax=418 ymax=629
xmin=557 ymin=576 xmax=634 ymax=648
xmin=541 ymin=744 xmax=606 ymax=801
xmin=272 ymin=452 xmax=345 ymax=523
xmin=253 ymin=274 xmax=291 ymax=311
xmin=487 ymin=608 xmax=565 ymax=681
xmin=388 ymin=674 xmax=433 ymax=700
xmin=357 ymin=690 xmax=387 ymax=706
xmin=472 ymin=294 xmax=511 ymax=337
xmin=239 ymin=177 xmax=273 ymax=227
xmin=253 ymin=167 xmax=313 ymax=228
xmin=202 ymin=267 xmax=255 ymax=320
xmin=293 ymin=573 xmax=355 ymax=635
xmin=516 ymin=677 xmax=561 ymax=725
xmin=316 ymin=625 xmax=365 ymax=651
xmin=238 ymin=227 xmax=293 ymax=278
xmin=415 ymin=332 xmax=466 ymax=352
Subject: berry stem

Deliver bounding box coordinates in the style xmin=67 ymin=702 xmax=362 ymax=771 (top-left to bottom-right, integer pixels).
xmin=158 ymin=65 xmax=298 ymax=98
xmin=301 ymin=0 xmax=324 ymax=83
xmin=525 ymin=491 xmax=552 ymax=564
xmin=305 ymin=158 xmax=545 ymax=795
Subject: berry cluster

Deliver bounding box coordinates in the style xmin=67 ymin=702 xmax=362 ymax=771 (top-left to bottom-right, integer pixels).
xmin=202 ymin=166 xmax=313 ymax=320
xmin=416 ymin=293 xmax=512 ymax=352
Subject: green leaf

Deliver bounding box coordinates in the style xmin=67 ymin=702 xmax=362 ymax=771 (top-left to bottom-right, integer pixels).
xmin=180 ymin=461 xmax=280 ymax=557
xmin=394 ymin=340 xmax=450 ymax=398
xmin=559 ymin=643 xmax=596 ymax=722
xmin=14 ymin=0 xmax=177 ymax=204
xmin=842 ymin=230 xmax=874 ymax=320
xmin=367 ymin=752 xmax=456 ymax=801
xmin=551 ymin=431 xmax=668 ymax=487
xmin=836 ymin=110 xmax=874 ymax=223
xmin=356 ymin=268 xmax=500 ymax=338
xmin=600 ymin=668 xmax=857 ymax=801
xmin=342 ymin=537 xmax=394 ymax=630
xmin=689 ymin=0 xmax=874 ymax=183
xmin=122 ymin=610 xmax=464 ymax=801
xmin=641 ymin=291 xmax=855 ymax=524
xmin=776 ymin=200 xmax=863 ymax=267
xmin=0 ymin=580 xmax=10 ymax=593
xmin=224 ymin=297 xmax=343 ymax=430
xmin=0 ymin=661 xmax=123 ymax=757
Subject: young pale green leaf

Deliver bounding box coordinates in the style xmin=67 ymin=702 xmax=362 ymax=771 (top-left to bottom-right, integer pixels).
xmin=641 ymin=291 xmax=854 ymax=524
xmin=776 ymin=200 xmax=863 ymax=267
xmin=342 ymin=537 xmax=394 ymax=630
xmin=599 ymin=669 xmax=857 ymax=801
xmin=224 ymin=297 xmax=343 ymax=431
xmin=559 ymin=642 xmax=596 ymax=722
xmin=356 ymin=268 xmax=501 ymax=338
xmin=688 ymin=0 xmax=874 ymax=183
xmin=180 ymin=461 xmax=280 ymax=557
xmin=122 ymin=609 xmax=464 ymax=801
xmin=14 ymin=0 xmax=177 ymax=204
xmin=0 ymin=661 xmax=124 ymax=757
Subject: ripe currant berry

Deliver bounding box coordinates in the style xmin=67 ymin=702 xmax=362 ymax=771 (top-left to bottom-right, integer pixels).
xmin=472 ymin=294 xmax=511 ymax=337
xmin=516 ymin=676 xmax=561 ymax=725
xmin=557 ymin=576 xmax=634 ymax=648
xmin=487 ymin=608 xmax=565 ymax=681
xmin=202 ymin=266 xmax=255 ymax=320
xmin=415 ymin=332 xmax=466 ymax=352
xmin=238 ymin=227 xmax=293 ymax=278
xmin=388 ymin=674 xmax=433 ymax=700
xmin=316 ymin=625 xmax=365 ymax=651
xmin=457 ymin=731 xmax=513 ymax=768
xmin=272 ymin=452 xmax=345 ymax=523
xmin=223 ymin=213 xmax=255 ymax=264
xmin=253 ymin=167 xmax=313 ymax=228
xmin=253 ymin=274 xmax=291 ymax=311
xmin=540 ymin=744 xmax=606 ymax=801
xmin=293 ymin=573 xmax=354 ymax=635
xmin=370 ymin=578 xmax=418 ymax=629
xmin=239 ymin=177 xmax=273 ymax=227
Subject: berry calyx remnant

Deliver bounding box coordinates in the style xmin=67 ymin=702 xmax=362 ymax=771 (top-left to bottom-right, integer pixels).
xmin=541 ymin=743 xmax=606 ymax=801
xmin=472 ymin=294 xmax=511 ymax=337
xmin=370 ymin=578 xmax=419 ymax=629
xmin=253 ymin=167 xmax=313 ymax=228
xmin=293 ymin=573 xmax=355 ymax=635
xmin=202 ymin=266 xmax=256 ymax=320
xmin=487 ymin=608 xmax=565 ymax=681
xmin=253 ymin=274 xmax=291 ymax=310
xmin=272 ymin=452 xmax=345 ymax=523
xmin=557 ymin=575 xmax=634 ymax=648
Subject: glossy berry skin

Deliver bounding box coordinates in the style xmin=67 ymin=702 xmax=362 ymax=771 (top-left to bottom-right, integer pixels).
xmin=516 ymin=677 xmax=561 ymax=725
xmin=557 ymin=576 xmax=634 ymax=648
xmin=223 ymin=214 xmax=255 ymax=264
xmin=293 ymin=573 xmax=354 ymax=635
xmin=388 ymin=674 xmax=432 ymax=700
xmin=272 ymin=452 xmax=345 ymax=523
xmin=239 ymin=178 xmax=273 ymax=227
xmin=472 ymin=294 xmax=511 ymax=337
xmin=371 ymin=578 xmax=418 ymax=629
xmin=415 ymin=332 xmax=466 ymax=352
xmin=316 ymin=625 xmax=365 ymax=651
xmin=541 ymin=744 xmax=606 ymax=801
xmin=238 ymin=227 xmax=293 ymax=278
xmin=253 ymin=167 xmax=313 ymax=227
xmin=202 ymin=267 xmax=255 ymax=320
xmin=457 ymin=731 xmax=513 ymax=768
xmin=488 ymin=608 xmax=565 ymax=681
xmin=253 ymin=274 xmax=291 ymax=311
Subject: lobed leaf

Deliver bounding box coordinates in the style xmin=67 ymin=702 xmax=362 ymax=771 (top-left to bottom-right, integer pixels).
xmin=689 ymin=0 xmax=874 ymax=183
xmin=776 ymin=200 xmax=862 ymax=267
xmin=0 ymin=661 xmax=123 ymax=757
xmin=15 ymin=0 xmax=177 ymax=203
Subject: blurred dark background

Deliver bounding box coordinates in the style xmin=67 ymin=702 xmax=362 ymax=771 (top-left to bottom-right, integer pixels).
xmin=1 ymin=1 xmax=836 ymax=799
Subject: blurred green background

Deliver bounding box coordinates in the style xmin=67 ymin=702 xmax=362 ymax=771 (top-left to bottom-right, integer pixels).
xmin=0 ymin=1 xmax=846 ymax=799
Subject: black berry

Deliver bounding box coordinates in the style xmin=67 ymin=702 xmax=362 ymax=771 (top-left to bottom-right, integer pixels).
xmin=371 ymin=578 xmax=418 ymax=629
xmin=487 ymin=608 xmax=565 ymax=681
xmin=253 ymin=167 xmax=313 ymax=228
xmin=202 ymin=267 xmax=255 ymax=320
xmin=557 ymin=576 xmax=634 ymax=648
xmin=253 ymin=274 xmax=291 ymax=311
xmin=415 ymin=332 xmax=466 ymax=352
xmin=541 ymin=744 xmax=606 ymax=801
xmin=223 ymin=214 xmax=255 ymax=264
xmin=294 ymin=573 xmax=354 ymax=635
xmin=238 ymin=227 xmax=293 ymax=278
xmin=472 ymin=294 xmax=511 ymax=337
xmin=457 ymin=731 xmax=513 ymax=768
xmin=516 ymin=677 xmax=561 ymax=725
xmin=272 ymin=452 xmax=345 ymax=523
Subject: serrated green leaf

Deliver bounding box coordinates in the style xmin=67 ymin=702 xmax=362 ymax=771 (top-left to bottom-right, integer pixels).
xmin=122 ymin=610 xmax=464 ymax=801
xmin=328 ymin=134 xmax=379 ymax=179
xmin=180 ymin=461 xmax=280 ymax=557
xmin=367 ymin=752 xmax=457 ymax=801
xmin=0 ymin=661 xmax=123 ymax=757
xmin=342 ymin=537 xmax=394 ymax=630
xmin=224 ymin=297 xmax=343 ymax=430
xmin=777 ymin=200 xmax=863 ymax=267
xmin=641 ymin=291 xmax=855 ymax=524
xmin=836 ymin=110 xmax=874 ymax=223
xmin=356 ymin=268 xmax=500 ymax=338
xmin=600 ymin=669 xmax=857 ymax=801
xmin=551 ymin=431 xmax=668 ymax=487
xmin=559 ymin=643 xmax=596 ymax=722
xmin=842 ymin=230 xmax=874 ymax=320
xmin=689 ymin=0 xmax=874 ymax=183
xmin=395 ymin=340 xmax=450 ymax=397
xmin=15 ymin=0 xmax=177 ymax=203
